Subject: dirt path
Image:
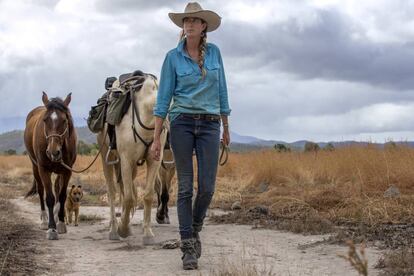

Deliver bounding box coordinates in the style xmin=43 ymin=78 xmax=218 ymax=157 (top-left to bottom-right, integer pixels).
xmin=12 ymin=197 xmax=383 ymax=275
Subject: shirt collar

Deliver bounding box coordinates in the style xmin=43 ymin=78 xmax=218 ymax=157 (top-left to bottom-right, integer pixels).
xmin=177 ymin=39 xmax=190 ymax=59
xmin=177 ymin=39 xmax=209 ymax=59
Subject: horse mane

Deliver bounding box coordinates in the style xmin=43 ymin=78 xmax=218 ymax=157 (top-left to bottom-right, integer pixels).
xmin=46 ymin=98 xmax=69 ymax=113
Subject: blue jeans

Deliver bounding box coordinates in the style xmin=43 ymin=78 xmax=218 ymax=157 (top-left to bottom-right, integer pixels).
xmin=170 ymin=114 xmax=221 ymax=239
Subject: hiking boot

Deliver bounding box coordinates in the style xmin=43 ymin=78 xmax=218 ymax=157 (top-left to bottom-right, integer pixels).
xmin=180 ymin=238 xmax=198 ymax=270
xmin=193 ymin=231 xmax=201 ymax=258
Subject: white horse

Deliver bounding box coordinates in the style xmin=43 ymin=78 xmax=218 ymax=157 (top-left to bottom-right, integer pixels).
xmin=97 ymin=72 xmax=167 ymax=244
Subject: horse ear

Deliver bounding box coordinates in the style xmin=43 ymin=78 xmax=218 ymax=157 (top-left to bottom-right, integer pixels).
xmin=63 ymin=93 xmax=72 ymax=106
xmin=42 ymin=91 xmax=49 ymax=106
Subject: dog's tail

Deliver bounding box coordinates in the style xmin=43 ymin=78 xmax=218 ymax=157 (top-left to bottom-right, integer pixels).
xmin=25 ymin=179 xmax=37 ymax=198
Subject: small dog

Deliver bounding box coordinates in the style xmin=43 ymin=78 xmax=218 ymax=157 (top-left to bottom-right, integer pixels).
xmin=65 ymin=185 xmax=83 ymax=226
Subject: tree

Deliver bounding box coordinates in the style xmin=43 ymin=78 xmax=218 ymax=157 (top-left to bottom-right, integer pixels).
xmin=274 ymin=143 xmax=290 ymax=152
xmin=324 ymin=143 xmax=335 ymax=151
xmin=4 ymin=149 xmax=17 ymax=155
xmin=304 ymin=141 xmax=320 ymax=152
xmin=77 ymin=141 xmax=98 ymax=155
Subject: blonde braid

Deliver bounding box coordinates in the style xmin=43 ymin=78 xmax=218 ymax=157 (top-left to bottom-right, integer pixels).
xmin=198 ymin=31 xmax=207 ymax=78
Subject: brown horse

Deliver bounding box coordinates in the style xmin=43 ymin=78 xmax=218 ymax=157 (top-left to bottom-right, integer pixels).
xmin=24 ymin=92 xmax=77 ymax=240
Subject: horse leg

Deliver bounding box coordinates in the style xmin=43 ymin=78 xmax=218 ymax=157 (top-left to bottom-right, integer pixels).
xmin=38 ymin=168 xmax=58 ymax=240
xmin=117 ymin=156 xmax=135 ymax=238
xmin=101 ymin=151 xmax=120 ymax=240
xmin=56 ymin=173 xmax=70 ymax=234
xmin=155 ymin=175 xmax=164 ymax=224
xmin=161 ymin=177 xmax=171 ymax=224
xmin=142 ymin=158 xmax=160 ymax=245
xmin=32 ymin=164 xmax=48 ymax=230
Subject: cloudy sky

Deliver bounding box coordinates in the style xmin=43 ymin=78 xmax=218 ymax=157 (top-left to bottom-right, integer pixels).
xmin=1 ymin=0 xmax=414 ymax=142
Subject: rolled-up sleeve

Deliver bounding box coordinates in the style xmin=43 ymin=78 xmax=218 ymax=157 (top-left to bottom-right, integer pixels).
xmin=217 ymin=49 xmax=231 ymax=116
xmin=154 ymin=52 xmax=175 ymax=118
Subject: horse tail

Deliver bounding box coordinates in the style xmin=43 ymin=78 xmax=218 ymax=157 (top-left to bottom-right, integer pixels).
xmin=25 ymin=179 xmax=37 ymax=198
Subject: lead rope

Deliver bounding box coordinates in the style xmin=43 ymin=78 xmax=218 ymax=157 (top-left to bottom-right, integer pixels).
xmin=219 ymin=140 xmax=229 ymax=166
xmin=59 ymin=131 xmax=108 ymax=173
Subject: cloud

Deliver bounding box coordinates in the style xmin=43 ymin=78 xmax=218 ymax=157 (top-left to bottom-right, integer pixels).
xmin=1 ymin=0 xmax=414 ymax=142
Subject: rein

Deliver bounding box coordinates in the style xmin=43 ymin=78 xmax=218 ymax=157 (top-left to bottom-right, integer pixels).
xmin=219 ymin=141 xmax=229 ymax=166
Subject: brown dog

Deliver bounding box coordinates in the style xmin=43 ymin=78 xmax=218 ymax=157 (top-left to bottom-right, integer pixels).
xmin=65 ymin=185 xmax=83 ymax=226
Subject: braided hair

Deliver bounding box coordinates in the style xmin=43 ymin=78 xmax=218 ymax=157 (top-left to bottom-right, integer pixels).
xmin=179 ymin=20 xmax=208 ymax=79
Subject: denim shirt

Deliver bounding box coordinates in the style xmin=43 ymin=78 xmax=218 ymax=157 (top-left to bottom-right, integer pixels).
xmin=153 ymin=39 xmax=231 ymax=121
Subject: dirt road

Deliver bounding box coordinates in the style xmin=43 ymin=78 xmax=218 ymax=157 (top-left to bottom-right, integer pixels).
xmin=11 ymin=198 xmax=382 ymax=275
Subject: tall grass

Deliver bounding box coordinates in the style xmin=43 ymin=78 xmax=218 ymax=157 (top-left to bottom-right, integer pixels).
xmin=1 ymin=145 xmax=414 ymax=225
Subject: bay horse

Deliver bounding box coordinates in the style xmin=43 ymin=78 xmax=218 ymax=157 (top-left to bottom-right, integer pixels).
xmin=24 ymin=92 xmax=77 ymax=240
xmin=97 ymin=72 xmax=167 ymax=244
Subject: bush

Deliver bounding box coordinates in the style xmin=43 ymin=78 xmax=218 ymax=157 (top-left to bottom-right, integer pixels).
xmin=324 ymin=143 xmax=335 ymax=151
xmin=3 ymin=149 xmax=17 ymax=155
xmin=304 ymin=141 xmax=320 ymax=152
xmin=274 ymin=143 xmax=290 ymax=152
xmin=77 ymin=141 xmax=99 ymax=155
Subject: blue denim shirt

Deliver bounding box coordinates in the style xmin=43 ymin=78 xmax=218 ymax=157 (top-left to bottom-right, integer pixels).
xmin=153 ymin=39 xmax=231 ymax=121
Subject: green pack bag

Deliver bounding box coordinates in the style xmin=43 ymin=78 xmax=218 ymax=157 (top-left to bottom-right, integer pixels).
xmin=106 ymin=89 xmax=131 ymax=126
xmin=87 ymin=94 xmax=108 ymax=133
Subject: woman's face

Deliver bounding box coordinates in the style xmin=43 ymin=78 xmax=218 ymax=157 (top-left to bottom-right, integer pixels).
xmin=183 ymin=17 xmax=207 ymax=39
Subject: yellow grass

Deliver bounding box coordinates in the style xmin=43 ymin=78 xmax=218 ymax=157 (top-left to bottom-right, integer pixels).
xmin=1 ymin=145 xmax=413 ymax=225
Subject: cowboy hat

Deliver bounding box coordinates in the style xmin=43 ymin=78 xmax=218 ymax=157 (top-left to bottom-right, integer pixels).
xmin=168 ymin=2 xmax=221 ymax=32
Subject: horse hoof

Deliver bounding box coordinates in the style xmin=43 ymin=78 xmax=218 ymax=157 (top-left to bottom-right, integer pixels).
xmin=40 ymin=222 xmax=48 ymax=230
xmin=57 ymin=222 xmax=67 ymax=234
xmin=117 ymin=226 xmax=131 ymax=238
xmin=142 ymin=236 xmax=155 ymax=245
xmin=47 ymin=229 xmax=59 ymax=240
xmin=156 ymin=216 xmax=164 ymax=224
xmin=109 ymin=232 xmax=120 ymax=240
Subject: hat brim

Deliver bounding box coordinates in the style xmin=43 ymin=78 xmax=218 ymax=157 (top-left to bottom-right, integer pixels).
xmin=168 ymin=10 xmax=221 ymax=32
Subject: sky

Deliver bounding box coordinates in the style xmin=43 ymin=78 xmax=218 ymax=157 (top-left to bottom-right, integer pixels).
xmin=1 ymin=0 xmax=414 ymax=142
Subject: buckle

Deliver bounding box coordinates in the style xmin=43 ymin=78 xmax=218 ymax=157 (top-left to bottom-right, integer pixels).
xmin=193 ymin=114 xmax=201 ymax=120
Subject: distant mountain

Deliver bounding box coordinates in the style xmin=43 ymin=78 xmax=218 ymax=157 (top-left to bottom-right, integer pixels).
xmin=1 ymin=123 xmax=414 ymax=154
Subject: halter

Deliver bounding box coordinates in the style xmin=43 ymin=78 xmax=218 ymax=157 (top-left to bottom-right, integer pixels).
xmin=44 ymin=122 xmax=69 ymax=141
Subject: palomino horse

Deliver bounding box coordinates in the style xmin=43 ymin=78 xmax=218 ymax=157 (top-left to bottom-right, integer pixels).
xmin=97 ymin=72 xmax=167 ymax=244
xmin=25 ymin=92 xmax=77 ymax=240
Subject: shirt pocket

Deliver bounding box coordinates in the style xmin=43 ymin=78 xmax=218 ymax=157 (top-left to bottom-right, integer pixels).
xmin=176 ymin=66 xmax=195 ymax=87
xmin=205 ymin=63 xmax=220 ymax=82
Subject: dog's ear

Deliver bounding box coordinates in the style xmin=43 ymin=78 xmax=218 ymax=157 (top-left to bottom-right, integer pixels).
xmin=77 ymin=185 xmax=82 ymax=189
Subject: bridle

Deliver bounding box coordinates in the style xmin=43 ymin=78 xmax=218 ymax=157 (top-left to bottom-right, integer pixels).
xmin=44 ymin=122 xmax=69 ymax=142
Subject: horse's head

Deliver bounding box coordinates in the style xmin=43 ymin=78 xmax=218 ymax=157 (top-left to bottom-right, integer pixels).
xmin=41 ymin=92 xmax=72 ymax=162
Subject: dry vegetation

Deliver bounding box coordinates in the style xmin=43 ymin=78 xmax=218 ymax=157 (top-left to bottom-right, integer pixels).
xmin=1 ymin=145 xmax=414 ymax=274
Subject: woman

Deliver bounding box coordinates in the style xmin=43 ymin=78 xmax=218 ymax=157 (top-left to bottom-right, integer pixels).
xmin=151 ymin=2 xmax=231 ymax=270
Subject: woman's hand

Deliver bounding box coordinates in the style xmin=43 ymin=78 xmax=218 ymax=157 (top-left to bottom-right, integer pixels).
xmin=151 ymin=138 xmax=161 ymax=161
xmin=222 ymin=127 xmax=230 ymax=146
xmin=151 ymin=116 xmax=165 ymax=161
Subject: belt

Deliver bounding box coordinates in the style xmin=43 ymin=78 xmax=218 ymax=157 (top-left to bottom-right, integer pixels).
xmin=181 ymin=113 xmax=221 ymax=121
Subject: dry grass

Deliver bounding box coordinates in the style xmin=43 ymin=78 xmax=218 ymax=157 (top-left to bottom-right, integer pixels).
xmin=338 ymin=240 xmax=368 ymax=276
xmin=1 ymin=146 xmax=414 ymax=226
xmin=1 ymin=146 xmax=414 ymax=274
xmin=375 ymin=247 xmax=414 ymax=276
xmin=216 ymin=145 xmax=414 ymax=226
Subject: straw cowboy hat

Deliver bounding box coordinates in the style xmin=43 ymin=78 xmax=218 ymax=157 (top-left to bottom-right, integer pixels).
xmin=168 ymin=2 xmax=221 ymax=32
